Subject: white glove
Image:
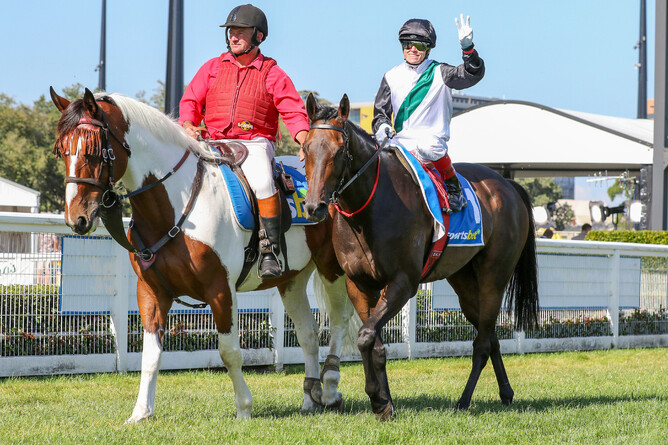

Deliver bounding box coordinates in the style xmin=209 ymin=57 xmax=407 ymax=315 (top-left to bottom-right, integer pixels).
xmin=375 ymin=123 xmax=393 ymax=143
xmin=455 ymin=14 xmax=474 ymax=49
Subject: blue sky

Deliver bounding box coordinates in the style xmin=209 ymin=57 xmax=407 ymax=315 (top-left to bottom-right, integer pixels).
xmin=0 ymin=1 xmax=655 ymax=203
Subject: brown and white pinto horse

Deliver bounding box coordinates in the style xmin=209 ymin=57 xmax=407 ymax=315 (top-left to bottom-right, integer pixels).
xmin=302 ymin=94 xmax=539 ymax=420
xmin=50 ymin=88 xmax=356 ymax=422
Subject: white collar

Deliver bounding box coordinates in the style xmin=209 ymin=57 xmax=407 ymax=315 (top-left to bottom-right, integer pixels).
xmin=404 ymin=58 xmax=433 ymax=73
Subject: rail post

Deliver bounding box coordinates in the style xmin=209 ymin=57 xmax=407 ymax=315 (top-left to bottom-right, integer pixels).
xmin=609 ymin=250 xmax=621 ymax=347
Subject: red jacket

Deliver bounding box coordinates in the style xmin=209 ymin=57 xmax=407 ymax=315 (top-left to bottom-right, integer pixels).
xmin=179 ymin=52 xmax=308 ymax=142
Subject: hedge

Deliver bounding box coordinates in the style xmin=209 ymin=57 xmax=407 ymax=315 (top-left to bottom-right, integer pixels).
xmin=586 ymin=230 xmax=668 ymax=244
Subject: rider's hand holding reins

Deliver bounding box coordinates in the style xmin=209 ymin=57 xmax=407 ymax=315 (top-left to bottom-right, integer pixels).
xmin=455 ymin=14 xmax=474 ymax=50
xmin=182 ymin=121 xmax=206 ymax=140
xmin=374 ymin=123 xmax=393 ymax=144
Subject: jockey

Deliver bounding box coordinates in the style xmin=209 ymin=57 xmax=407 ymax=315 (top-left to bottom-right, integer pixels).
xmin=179 ymin=4 xmax=309 ymax=278
xmin=372 ymin=15 xmax=485 ymax=212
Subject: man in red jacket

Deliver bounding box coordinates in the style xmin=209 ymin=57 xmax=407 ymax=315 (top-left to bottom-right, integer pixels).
xmin=180 ymin=4 xmax=309 ymax=278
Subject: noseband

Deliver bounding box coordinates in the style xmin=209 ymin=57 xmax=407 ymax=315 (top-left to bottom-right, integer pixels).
xmin=309 ymin=122 xmax=383 ymax=217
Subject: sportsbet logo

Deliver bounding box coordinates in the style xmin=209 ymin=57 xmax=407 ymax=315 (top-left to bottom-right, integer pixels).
xmin=448 ymin=229 xmax=480 ymax=241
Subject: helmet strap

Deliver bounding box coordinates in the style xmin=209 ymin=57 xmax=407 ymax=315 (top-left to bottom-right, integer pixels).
xmin=225 ymin=27 xmax=260 ymax=58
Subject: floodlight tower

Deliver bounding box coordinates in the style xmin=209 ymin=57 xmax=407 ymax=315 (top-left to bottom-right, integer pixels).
xmin=637 ymin=0 xmax=647 ymax=119
xmin=96 ymin=0 xmax=106 ymax=92
xmin=165 ymin=0 xmax=184 ymax=117
xmin=651 ymin=0 xmax=668 ymax=230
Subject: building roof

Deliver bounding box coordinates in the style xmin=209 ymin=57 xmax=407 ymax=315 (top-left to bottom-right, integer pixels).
xmin=0 ymin=177 xmax=40 ymax=209
xmin=448 ymin=100 xmax=653 ymax=177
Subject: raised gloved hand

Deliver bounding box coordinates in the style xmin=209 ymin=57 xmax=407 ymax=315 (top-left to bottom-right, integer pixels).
xmin=374 ymin=123 xmax=393 ymax=143
xmin=455 ymin=14 xmax=474 ymax=50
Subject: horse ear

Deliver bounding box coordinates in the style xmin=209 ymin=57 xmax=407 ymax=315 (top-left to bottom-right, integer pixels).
xmin=306 ymin=93 xmax=318 ymax=123
xmin=338 ymin=94 xmax=350 ymax=122
xmin=50 ymin=86 xmax=70 ymax=113
xmin=82 ymin=88 xmax=101 ymax=118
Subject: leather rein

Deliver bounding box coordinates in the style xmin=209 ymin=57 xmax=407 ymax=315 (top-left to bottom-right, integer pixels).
xmin=309 ymin=122 xmax=383 ymax=217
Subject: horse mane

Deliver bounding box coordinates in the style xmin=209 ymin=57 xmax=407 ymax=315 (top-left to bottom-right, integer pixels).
xmin=105 ymin=93 xmax=208 ymax=156
xmin=54 ymin=92 xmax=208 ymax=158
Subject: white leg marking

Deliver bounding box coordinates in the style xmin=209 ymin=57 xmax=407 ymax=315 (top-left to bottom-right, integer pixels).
xmin=125 ymin=330 xmax=162 ymax=424
xmin=315 ymin=274 xmax=357 ymax=406
xmin=281 ymin=267 xmax=321 ymax=411
xmin=219 ymin=332 xmax=252 ymax=419
xmin=217 ymin=289 xmax=252 ymax=419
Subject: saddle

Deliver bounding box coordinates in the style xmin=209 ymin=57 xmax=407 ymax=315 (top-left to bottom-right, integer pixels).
xmin=208 ymin=140 xmax=293 ymax=286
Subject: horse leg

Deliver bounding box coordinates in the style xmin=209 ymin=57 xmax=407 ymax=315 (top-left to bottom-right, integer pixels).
xmin=278 ymin=265 xmax=323 ymax=413
xmin=348 ymin=275 xmax=415 ymax=420
xmin=448 ymin=265 xmax=506 ymax=410
xmin=315 ymin=272 xmax=355 ymax=411
xmin=126 ymin=279 xmax=172 ymax=424
xmin=209 ymin=280 xmax=252 ymax=419
xmin=489 ymin=331 xmax=514 ymax=405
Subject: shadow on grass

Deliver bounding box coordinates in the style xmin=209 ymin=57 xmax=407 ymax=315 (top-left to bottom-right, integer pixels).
xmin=389 ymin=393 xmax=668 ymax=416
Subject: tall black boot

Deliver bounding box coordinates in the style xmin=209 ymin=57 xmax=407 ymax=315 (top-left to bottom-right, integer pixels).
xmin=258 ymin=215 xmax=282 ymax=278
xmin=444 ymin=174 xmax=467 ymax=213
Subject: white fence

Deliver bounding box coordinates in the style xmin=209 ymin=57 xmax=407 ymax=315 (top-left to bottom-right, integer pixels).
xmin=1 ymin=211 xmax=667 ymax=377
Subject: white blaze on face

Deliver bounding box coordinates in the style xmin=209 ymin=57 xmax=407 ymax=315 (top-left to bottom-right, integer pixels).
xmin=64 ymin=137 xmax=81 ymax=225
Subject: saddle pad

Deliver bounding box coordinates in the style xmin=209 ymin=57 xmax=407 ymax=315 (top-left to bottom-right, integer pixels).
xmin=394 ymin=145 xmax=484 ymax=247
xmin=219 ymin=156 xmax=316 ymax=231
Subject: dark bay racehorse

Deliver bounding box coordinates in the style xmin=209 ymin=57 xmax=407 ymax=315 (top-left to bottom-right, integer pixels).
xmin=302 ymin=94 xmax=539 ymax=420
xmin=50 ymin=88 xmax=356 ymax=422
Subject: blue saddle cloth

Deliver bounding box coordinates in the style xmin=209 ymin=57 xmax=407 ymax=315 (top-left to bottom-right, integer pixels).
xmin=394 ymin=145 xmax=484 ymax=247
xmin=219 ymin=158 xmax=316 ymax=231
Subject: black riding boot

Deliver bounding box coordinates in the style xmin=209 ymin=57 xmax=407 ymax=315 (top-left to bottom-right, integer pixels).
xmin=259 ymin=215 xmax=282 ymax=278
xmin=444 ymin=174 xmax=467 ymax=213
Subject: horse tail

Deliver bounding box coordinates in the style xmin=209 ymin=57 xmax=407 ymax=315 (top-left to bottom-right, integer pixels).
xmin=505 ymin=180 xmax=540 ymax=331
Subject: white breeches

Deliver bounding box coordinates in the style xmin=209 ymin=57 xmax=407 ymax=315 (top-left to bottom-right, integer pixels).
xmin=213 ymin=137 xmax=276 ymax=199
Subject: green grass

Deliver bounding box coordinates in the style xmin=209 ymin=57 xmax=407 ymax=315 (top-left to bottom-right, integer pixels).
xmin=1 ymin=348 xmax=667 ymax=444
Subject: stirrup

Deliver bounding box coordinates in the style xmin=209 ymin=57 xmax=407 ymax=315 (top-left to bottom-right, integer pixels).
xmin=445 ymin=189 xmax=467 ymax=213
xmin=258 ymin=244 xmax=282 ymax=278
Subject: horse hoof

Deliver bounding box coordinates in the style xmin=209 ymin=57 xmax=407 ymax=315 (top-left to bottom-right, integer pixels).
xmin=236 ymin=410 xmax=251 ymax=419
xmin=324 ymin=395 xmax=345 ymax=413
xmin=500 ymin=388 xmax=514 ymax=406
xmin=374 ymin=403 xmax=394 ymax=421
xmin=455 ymin=399 xmax=470 ymax=411
xmin=124 ymin=413 xmax=150 ymax=425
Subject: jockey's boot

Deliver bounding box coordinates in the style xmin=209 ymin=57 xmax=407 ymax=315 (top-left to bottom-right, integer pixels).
xmin=258 ymin=193 xmax=282 ymax=278
xmin=433 ymin=154 xmax=467 ymax=213
xmin=444 ymin=174 xmax=467 ymax=213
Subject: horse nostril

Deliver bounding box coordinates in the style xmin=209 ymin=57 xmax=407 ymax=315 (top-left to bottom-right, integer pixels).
xmin=305 ymin=202 xmax=328 ymax=222
xmin=76 ymin=216 xmax=88 ymax=231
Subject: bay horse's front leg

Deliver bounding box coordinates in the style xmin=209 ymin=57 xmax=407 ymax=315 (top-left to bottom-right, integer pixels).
xmin=347 ymin=275 xmax=415 ymax=421
xmin=125 ymin=280 xmax=171 ymax=424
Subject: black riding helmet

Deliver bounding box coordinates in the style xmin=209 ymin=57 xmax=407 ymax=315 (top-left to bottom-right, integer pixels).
xmin=398 ymin=18 xmax=437 ymax=48
xmin=221 ymin=4 xmax=268 ymax=55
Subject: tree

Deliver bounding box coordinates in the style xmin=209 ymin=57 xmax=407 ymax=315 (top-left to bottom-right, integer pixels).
xmin=607 ymin=178 xmax=634 ymax=201
xmin=275 ymin=91 xmax=333 ymax=157
xmin=516 ymin=178 xmax=563 ymax=206
xmin=0 ymin=93 xmax=64 ymax=212
xmin=553 ymin=202 xmax=575 ymax=230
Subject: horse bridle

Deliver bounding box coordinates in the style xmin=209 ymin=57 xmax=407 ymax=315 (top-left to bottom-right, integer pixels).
xmin=309 ymin=122 xmax=383 ymax=213
xmin=64 ymin=109 xmax=132 ymax=200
